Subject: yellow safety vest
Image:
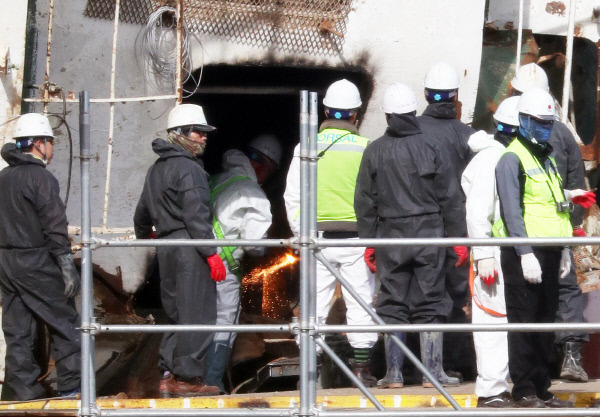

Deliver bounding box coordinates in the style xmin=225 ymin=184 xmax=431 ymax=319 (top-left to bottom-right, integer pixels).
xmin=316 ymin=128 xmax=369 ymax=224
xmin=492 ymin=139 xmax=572 ymax=238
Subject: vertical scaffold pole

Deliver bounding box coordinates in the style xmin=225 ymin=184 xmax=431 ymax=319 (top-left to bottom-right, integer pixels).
xmin=298 ymin=91 xmax=312 ymax=417
xmin=79 ymin=91 xmax=96 ymax=416
xmin=307 ymin=92 xmax=319 ymax=407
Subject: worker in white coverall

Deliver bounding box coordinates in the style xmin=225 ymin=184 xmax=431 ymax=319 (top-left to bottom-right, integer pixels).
xmin=204 ymin=135 xmax=281 ymax=393
xmin=461 ymin=96 xmax=520 ymax=408
xmin=284 ymin=79 xmax=377 ymax=386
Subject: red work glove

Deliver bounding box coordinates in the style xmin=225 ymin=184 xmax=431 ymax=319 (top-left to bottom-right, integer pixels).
xmin=476 ymin=258 xmax=497 ymax=286
xmin=364 ymin=247 xmax=376 ymax=273
xmin=206 ymin=253 xmax=226 ymax=282
xmin=570 ymin=190 xmax=596 ymax=209
xmin=148 ymin=231 xmax=158 ymax=239
xmin=573 ymin=227 xmax=586 ymax=237
xmin=453 ymin=246 xmax=469 ymax=267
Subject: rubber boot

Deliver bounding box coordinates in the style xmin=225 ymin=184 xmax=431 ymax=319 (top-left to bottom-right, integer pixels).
xmin=377 ymin=332 xmax=405 ymax=388
xmin=349 ymin=359 xmax=377 ymax=388
xmin=204 ymin=342 xmax=231 ymax=393
xmin=560 ymin=341 xmax=588 ymax=382
xmin=420 ymin=332 xmax=460 ymax=387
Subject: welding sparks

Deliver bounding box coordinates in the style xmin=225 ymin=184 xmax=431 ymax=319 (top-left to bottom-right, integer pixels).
xmin=242 ymin=253 xmax=298 ymax=318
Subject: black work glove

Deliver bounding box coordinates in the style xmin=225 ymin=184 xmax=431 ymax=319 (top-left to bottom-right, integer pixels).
xmin=56 ymin=253 xmax=81 ymax=298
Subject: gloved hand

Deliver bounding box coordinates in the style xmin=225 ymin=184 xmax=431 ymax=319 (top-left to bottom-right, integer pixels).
xmin=565 ymin=189 xmax=596 ymax=209
xmin=453 ymin=246 xmax=469 ymax=267
xmin=206 ymin=253 xmax=226 ymax=282
xmin=520 ymin=253 xmax=542 ymax=284
xmin=147 ymin=231 xmax=158 ymax=239
xmin=56 ymin=253 xmax=81 ymax=298
xmin=476 ymin=257 xmax=497 ymax=286
xmin=364 ymin=247 xmax=376 ymax=273
xmin=559 ymin=248 xmax=572 ymax=279
xmin=573 ymin=227 xmax=586 ymax=237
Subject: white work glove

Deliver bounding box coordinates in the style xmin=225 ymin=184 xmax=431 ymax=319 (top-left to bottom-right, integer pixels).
xmin=520 ymin=253 xmax=542 ymax=284
xmin=476 ymin=257 xmax=497 ymax=286
xmin=559 ymin=248 xmax=571 ymax=279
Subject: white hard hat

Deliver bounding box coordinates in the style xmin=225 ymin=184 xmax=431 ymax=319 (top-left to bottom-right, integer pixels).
xmin=423 ymin=62 xmax=460 ymax=90
xmin=511 ymin=63 xmax=549 ymax=93
xmin=248 ymin=134 xmax=283 ymax=166
xmin=323 ymin=79 xmax=362 ymax=110
xmin=493 ymin=96 xmax=521 ymax=127
xmin=13 ymin=113 xmax=54 ymax=139
xmin=517 ymin=88 xmax=555 ymax=121
xmin=167 ymin=104 xmax=215 ymax=131
xmin=381 ymin=83 xmax=418 ymax=114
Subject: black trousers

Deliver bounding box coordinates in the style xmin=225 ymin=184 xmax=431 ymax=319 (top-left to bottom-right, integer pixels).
xmin=0 ymin=248 xmax=81 ymax=400
xmin=157 ymin=229 xmax=216 ymax=380
xmin=376 ymin=215 xmax=446 ymax=325
xmin=555 ymin=250 xmax=587 ymax=344
xmin=501 ymin=247 xmax=560 ymax=401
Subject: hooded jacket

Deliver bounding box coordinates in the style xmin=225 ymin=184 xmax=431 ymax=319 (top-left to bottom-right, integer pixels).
xmin=134 ymin=139 xmax=216 ymax=257
xmin=211 ymin=149 xmax=272 ymax=260
xmin=417 ymin=102 xmax=475 ymax=191
xmin=461 ymin=130 xmax=506 ymax=261
xmin=354 ymin=113 xmax=466 ymax=239
xmin=0 ymin=143 xmax=71 ymax=257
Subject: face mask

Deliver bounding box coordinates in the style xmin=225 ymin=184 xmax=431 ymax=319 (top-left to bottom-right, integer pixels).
xmin=167 ymin=130 xmax=206 ymax=156
xmin=519 ymin=114 xmax=553 ymax=144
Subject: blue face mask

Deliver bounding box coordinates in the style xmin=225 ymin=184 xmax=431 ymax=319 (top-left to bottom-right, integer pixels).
xmin=519 ymin=114 xmax=554 ymax=144
xmin=496 ymin=122 xmax=518 ymax=134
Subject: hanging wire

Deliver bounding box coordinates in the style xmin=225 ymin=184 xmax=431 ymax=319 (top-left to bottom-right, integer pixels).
xmin=139 ymin=6 xmax=202 ymax=98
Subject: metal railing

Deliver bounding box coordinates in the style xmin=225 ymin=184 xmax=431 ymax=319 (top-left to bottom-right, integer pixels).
xmin=77 ymin=91 xmax=600 ymax=417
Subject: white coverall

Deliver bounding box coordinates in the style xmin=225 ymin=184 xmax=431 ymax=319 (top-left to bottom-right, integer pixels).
xmin=284 ymin=144 xmax=377 ymax=349
xmin=460 ymin=130 xmax=509 ymax=398
xmin=212 ymin=149 xmax=273 ymax=347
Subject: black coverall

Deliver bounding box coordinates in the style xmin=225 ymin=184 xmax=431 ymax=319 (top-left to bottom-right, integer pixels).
xmin=549 ymin=122 xmax=587 ymax=345
xmin=0 ymin=144 xmax=81 ymax=400
xmin=134 ymin=139 xmax=217 ymax=381
xmin=417 ymin=102 xmax=475 ymax=313
xmin=496 ymin=136 xmax=561 ymax=401
xmin=354 ymin=113 xmax=466 ymax=324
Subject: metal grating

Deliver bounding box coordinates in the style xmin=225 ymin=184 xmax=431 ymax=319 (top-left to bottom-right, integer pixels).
xmin=84 ymin=0 xmax=353 ymax=55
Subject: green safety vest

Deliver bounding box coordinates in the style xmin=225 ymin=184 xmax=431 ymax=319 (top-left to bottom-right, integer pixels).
xmin=210 ymin=175 xmax=250 ymax=280
xmin=492 ymin=139 xmax=572 ymax=238
xmin=316 ymin=128 xmax=369 ymax=224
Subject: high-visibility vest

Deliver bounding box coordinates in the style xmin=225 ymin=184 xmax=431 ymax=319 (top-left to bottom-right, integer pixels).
xmin=492 ymin=139 xmax=572 ymax=238
xmin=316 ymin=128 xmax=369 ymax=224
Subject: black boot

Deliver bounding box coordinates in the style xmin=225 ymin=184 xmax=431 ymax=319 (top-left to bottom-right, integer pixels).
xmin=349 ymin=359 xmax=377 ymax=388
xmin=377 ymin=333 xmax=405 ymax=388
xmin=420 ymin=332 xmax=460 ymax=387
xmin=204 ymin=341 xmax=231 ymax=393
xmin=560 ymin=341 xmax=588 ymax=382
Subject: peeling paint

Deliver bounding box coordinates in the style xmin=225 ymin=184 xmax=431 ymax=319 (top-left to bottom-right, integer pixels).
xmin=545 ymin=1 xmax=566 ymax=16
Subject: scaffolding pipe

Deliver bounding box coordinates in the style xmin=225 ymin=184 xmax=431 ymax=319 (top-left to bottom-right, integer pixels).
xmin=307 ymin=91 xmax=319 ymax=407
xmin=79 ymin=91 xmax=96 ymax=416
xmin=313 ymin=250 xmax=461 ymax=410
xmin=515 ymin=0 xmax=524 ymax=69
xmin=42 ymin=0 xmax=54 ymax=113
xmin=102 ymin=0 xmax=121 ymax=232
xmin=100 ymin=410 xmax=295 ymax=417
xmin=313 ymin=338 xmax=384 ymax=411
xmin=92 ymin=236 xmax=600 ymax=248
xmin=320 ymin=409 xmax=600 ymax=417
xmin=298 ymin=90 xmax=312 ymax=417
xmin=561 ymin=0 xmax=576 ymax=123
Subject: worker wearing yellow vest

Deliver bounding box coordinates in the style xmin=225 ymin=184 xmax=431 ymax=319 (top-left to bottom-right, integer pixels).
xmin=284 ymin=79 xmax=377 ymax=386
xmin=205 ymin=136 xmax=281 ymax=393
xmin=495 ymin=88 xmax=595 ymax=409
xmin=461 ymin=96 xmax=520 ymax=408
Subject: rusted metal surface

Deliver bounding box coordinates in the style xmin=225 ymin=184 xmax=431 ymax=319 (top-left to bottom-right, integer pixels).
xmin=546 ymin=1 xmax=567 ymax=16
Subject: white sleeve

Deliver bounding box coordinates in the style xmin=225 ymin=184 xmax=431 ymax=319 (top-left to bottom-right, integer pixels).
xmin=283 ymin=144 xmax=301 ymax=236
xmin=239 ymin=191 xmax=272 ymax=257
xmin=462 ymin=149 xmax=499 ymax=260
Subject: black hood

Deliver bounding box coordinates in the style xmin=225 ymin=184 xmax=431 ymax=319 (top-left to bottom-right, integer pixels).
xmin=385 ymin=113 xmax=421 ymax=138
xmin=1 ymin=143 xmax=46 ymax=168
xmin=423 ymin=102 xmax=456 ymax=120
xmin=494 ymin=131 xmax=515 ymax=148
xmin=151 ymin=138 xmax=196 ymax=160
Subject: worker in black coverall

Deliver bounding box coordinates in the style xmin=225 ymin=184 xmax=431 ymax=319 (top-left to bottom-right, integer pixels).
xmin=417 ymin=62 xmax=475 ymax=378
xmin=0 ymin=113 xmax=81 ymax=400
xmin=355 ymin=82 xmax=466 ymax=388
xmin=134 ymin=104 xmax=226 ymax=398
